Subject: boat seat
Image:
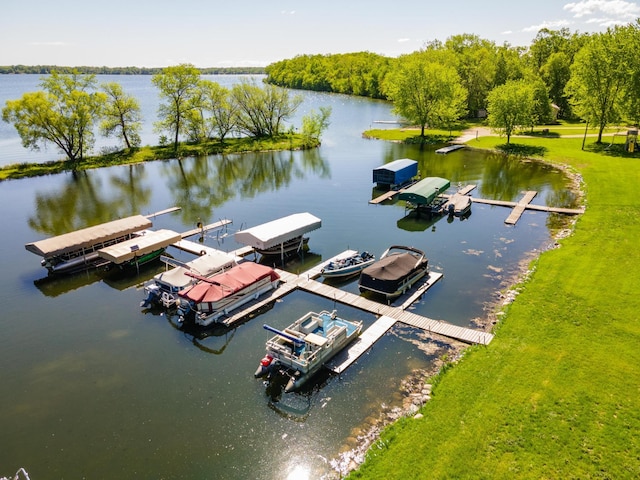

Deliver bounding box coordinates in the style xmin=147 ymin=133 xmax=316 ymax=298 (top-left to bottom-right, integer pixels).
xmin=301 ymin=317 xmax=320 ymax=334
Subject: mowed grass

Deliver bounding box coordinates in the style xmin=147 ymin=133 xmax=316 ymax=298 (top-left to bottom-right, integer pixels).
xmin=349 ymin=135 xmax=640 ymax=479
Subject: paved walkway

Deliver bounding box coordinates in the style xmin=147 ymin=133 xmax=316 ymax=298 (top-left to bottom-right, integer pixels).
xmin=453 ymin=127 xmax=492 ymax=144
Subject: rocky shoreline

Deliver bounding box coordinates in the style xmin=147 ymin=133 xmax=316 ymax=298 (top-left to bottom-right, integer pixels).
xmin=323 ymin=180 xmax=583 ymax=478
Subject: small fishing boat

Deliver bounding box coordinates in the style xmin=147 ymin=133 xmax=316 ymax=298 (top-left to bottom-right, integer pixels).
xmin=441 ymin=192 xmax=472 ymax=216
xmin=321 ymin=251 xmax=375 ymax=278
xmin=358 ymin=245 xmax=429 ymax=299
xmin=177 ymin=262 xmax=280 ymax=327
xmin=255 ymin=310 xmax=363 ymax=393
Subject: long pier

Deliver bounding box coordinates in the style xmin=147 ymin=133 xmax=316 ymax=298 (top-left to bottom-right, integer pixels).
xmin=372 ymin=184 xmax=583 ymax=225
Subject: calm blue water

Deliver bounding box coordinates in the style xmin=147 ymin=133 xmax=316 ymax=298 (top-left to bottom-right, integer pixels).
xmin=0 ymin=75 xmax=576 ymax=479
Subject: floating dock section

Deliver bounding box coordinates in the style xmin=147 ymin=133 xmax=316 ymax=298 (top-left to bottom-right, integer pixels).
xmin=435 ymin=144 xmax=465 ymax=154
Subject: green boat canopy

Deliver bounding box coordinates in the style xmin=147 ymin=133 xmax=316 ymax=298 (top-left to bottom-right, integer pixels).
xmin=398 ymin=177 xmax=450 ymax=205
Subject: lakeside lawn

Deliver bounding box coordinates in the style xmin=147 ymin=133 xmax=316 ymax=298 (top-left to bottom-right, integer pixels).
xmin=349 ymin=134 xmax=640 ymax=478
xmin=0 ymin=134 xmax=317 ymax=181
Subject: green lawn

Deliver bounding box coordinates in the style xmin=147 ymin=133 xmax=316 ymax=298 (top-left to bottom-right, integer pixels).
xmin=349 ymin=135 xmax=640 ymax=479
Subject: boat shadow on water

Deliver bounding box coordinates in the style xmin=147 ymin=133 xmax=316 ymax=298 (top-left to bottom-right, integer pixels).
xmin=264 ymin=367 xmax=335 ymax=421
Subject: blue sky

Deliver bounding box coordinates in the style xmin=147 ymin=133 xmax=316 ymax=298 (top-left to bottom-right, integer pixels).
xmin=1 ymin=0 xmax=639 ymax=67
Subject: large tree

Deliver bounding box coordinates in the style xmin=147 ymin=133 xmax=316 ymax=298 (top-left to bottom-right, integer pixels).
xmin=152 ymin=63 xmax=200 ymax=150
xmin=444 ymin=34 xmax=497 ymax=117
xmin=184 ymin=80 xmax=236 ymax=142
xmin=565 ymin=27 xmax=632 ymax=143
xmin=540 ymin=51 xmax=572 ymax=118
xmin=383 ymin=52 xmax=467 ymax=137
xmin=231 ymin=80 xmax=302 ymax=138
xmin=487 ymin=79 xmax=535 ymax=144
xmin=100 ymin=82 xmax=142 ymax=149
xmin=2 ymin=71 xmax=105 ymax=162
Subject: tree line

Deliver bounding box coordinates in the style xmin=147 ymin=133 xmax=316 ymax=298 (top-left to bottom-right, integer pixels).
xmin=2 ymin=64 xmax=330 ymax=163
xmin=266 ymin=22 xmax=640 ymax=144
xmin=0 ymin=65 xmax=265 ymax=75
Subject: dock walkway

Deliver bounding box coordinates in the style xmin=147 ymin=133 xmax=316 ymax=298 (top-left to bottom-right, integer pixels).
xmin=190 ymin=248 xmax=493 ymax=375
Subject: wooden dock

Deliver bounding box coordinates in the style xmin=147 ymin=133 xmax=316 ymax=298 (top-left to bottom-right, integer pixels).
xmin=183 ymin=248 xmax=493 ymax=376
xmin=326 ymin=315 xmax=397 ymax=373
xmin=470 ymin=193 xmax=584 ymax=224
xmin=180 ymin=219 xmax=232 ymax=239
xmin=369 ymin=189 xmax=401 ymax=204
xmin=369 ymin=180 xmax=419 ymax=205
xmin=505 ymin=190 xmax=537 ymax=224
xmin=435 ymin=144 xmax=465 ymax=154
xmin=144 ymin=206 xmax=181 ymax=218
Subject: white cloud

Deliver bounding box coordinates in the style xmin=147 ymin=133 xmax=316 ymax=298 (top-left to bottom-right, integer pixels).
xmin=281 ymin=10 xmax=296 ymax=15
xmin=522 ymin=19 xmax=572 ymax=32
xmin=563 ymin=0 xmax=640 ymax=19
xmin=501 ymin=30 xmax=514 ymax=35
xmin=397 ymin=38 xmax=410 ymax=43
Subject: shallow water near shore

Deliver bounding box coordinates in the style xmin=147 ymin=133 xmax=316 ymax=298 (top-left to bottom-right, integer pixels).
xmin=0 ymin=75 xmax=578 ymax=478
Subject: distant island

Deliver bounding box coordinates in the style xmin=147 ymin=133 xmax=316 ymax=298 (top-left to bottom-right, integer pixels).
xmin=0 ymin=65 xmax=266 ymax=75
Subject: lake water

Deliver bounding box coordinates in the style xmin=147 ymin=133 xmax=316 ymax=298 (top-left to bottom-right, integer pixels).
xmin=0 ymin=75 xmax=578 ymax=479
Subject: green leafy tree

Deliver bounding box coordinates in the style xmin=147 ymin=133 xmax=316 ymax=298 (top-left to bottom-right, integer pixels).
xmin=300 ymin=106 xmax=332 ymax=146
xmin=487 ymin=79 xmax=535 ymax=144
xmin=540 ymin=52 xmax=572 ymax=118
xmin=444 ymin=34 xmax=497 ymax=117
xmin=531 ymin=77 xmax=554 ymax=126
xmin=2 ymin=71 xmax=105 ymax=162
xmin=100 ymin=82 xmax=142 ymax=149
xmin=152 ymin=63 xmax=200 ymax=150
xmin=184 ymin=80 xmax=236 ymax=142
xmin=621 ymin=21 xmax=640 ymax=125
xmin=565 ymin=27 xmax=631 ymax=142
xmin=383 ymin=52 xmax=467 ymax=137
xmin=231 ymin=80 xmax=302 ymax=138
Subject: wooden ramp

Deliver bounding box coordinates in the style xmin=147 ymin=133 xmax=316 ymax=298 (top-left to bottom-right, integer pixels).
xmin=325 ymin=316 xmax=397 ymax=373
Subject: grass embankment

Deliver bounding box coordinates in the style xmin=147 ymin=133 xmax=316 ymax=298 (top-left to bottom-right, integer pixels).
xmin=350 ymin=134 xmax=640 ymax=478
xmin=0 ymin=134 xmax=317 ymax=181
xmin=363 ymin=126 xmax=466 ymax=143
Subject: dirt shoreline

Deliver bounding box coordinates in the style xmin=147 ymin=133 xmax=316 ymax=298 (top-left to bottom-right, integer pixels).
xmin=323 ymin=151 xmax=585 ymax=479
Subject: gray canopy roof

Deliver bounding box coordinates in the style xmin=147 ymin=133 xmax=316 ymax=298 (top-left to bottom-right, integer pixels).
xmin=25 ymin=215 xmax=153 ymax=259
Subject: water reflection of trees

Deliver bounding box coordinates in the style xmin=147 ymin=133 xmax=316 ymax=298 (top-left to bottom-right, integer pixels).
xmin=161 ymin=149 xmax=329 ymax=223
xmin=29 ymin=167 xmax=151 ymax=236
xmin=29 ymin=149 xmax=328 ymax=236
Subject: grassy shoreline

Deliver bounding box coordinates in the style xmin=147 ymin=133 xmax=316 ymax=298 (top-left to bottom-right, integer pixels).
xmin=348 ymin=133 xmax=640 ymax=478
xmin=0 ymin=134 xmax=318 ymax=181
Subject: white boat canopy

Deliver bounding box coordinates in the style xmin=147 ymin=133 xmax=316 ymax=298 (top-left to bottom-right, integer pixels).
xmin=25 ymin=215 xmax=152 ymax=259
xmin=98 ymin=229 xmax=182 ymax=264
xmin=234 ymin=213 xmax=322 ymax=251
